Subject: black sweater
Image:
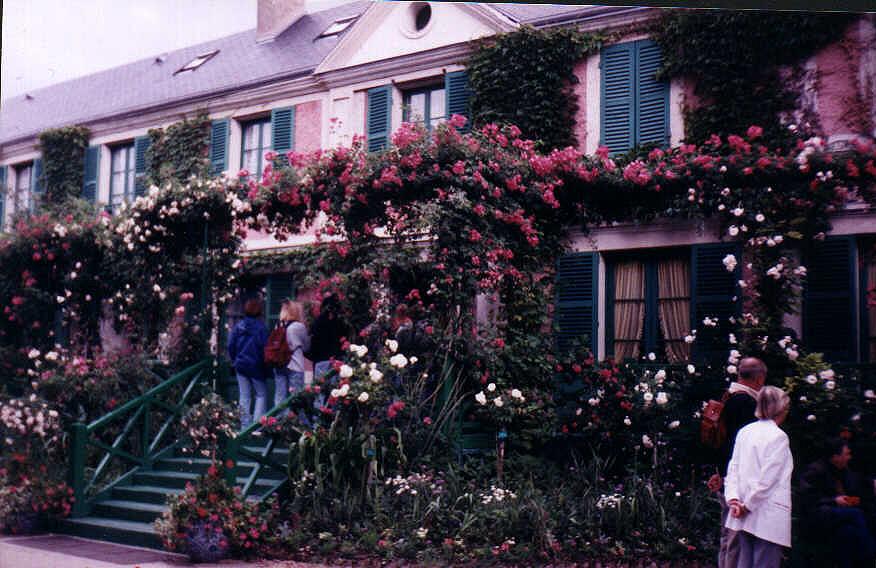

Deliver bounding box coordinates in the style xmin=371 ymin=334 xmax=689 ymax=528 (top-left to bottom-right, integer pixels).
xmin=718 ymin=391 xmax=757 ymax=477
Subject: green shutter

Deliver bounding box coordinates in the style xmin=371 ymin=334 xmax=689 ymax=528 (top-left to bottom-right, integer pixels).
xmin=600 ymin=42 xmax=635 ymax=154
xmin=209 ymin=119 xmax=230 ymax=176
xmin=0 ymin=166 xmax=6 ymax=229
xmin=556 ymin=252 xmax=599 ymax=357
xmin=690 ymin=243 xmax=741 ymax=362
xmin=265 ymin=274 xmax=295 ymax=329
xmin=445 ymin=70 xmax=470 ymax=132
xmin=804 ymin=236 xmax=857 ymax=362
xmin=81 ymin=146 xmax=100 ymax=202
xmin=30 ymin=158 xmax=44 ymax=211
xmin=133 ymin=136 xmax=151 ymax=197
xmin=366 ymin=85 xmax=392 ymax=152
xmin=635 ymin=40 xmax=669 ymax=147
xmin=271 ymin=107 xmax=295 ymax=156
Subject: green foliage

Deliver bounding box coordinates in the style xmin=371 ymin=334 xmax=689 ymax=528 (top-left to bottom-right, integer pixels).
xmin=467 ymin=25 xmax=602 ymax=151
xmin=37 ymin=125 xmax=91 ymax=206
xmin=654 ymin=11 xmax=854 ymax=146
xmin=146 ymin=111 xmax=211 ymax=186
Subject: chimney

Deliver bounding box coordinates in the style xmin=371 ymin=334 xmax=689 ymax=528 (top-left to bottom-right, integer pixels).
xmin=257 ymin=0 xmax=306 ymax=44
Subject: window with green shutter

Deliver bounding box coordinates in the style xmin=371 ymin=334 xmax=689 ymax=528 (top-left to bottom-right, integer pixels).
xmin=600 ymin=39 xmax=670 ymax=154
xmin=209 ymin=119 xmax=230 ymax=176
xmin=444 ymin=70 xmax=470 ymax=131
xmin=82 ymin=146 xmax=100 ymax=202
xmin=403 ymin=85 xmax=445 ymax=132
xmin=265 ymin=274 xmax=296 ymax=329
xmin=690 ymin=243 xmax=741 ymax=362
xmin=804 ymin=236 xmax=857 ymax=362
xmin=240 ymin=118 xmax=272 ymax=180
xmin=555 ymin=252 xmax=599 ymax=357
xmin=110 ymin=144 xmax=136 ymax=214
xmin=271 ymin=107 xmax=295 ymax=159
xmin=30 ymin=158 xmax=44 ymax=212
xmin=133 ymin=136 xmax=151 ymax=197
xmin=14 ymin=163 xmax=32 ymax=215
xmin=367 ymin=85 xmax=392 ymax=152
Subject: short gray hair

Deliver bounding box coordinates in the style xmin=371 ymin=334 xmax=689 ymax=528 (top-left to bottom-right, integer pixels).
xmin=755 ymin=386 xmax=790 ymax=420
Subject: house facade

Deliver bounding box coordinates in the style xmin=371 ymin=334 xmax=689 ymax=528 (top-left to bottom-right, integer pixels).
xmin=1 ymin=2 xmax=876 ymax=366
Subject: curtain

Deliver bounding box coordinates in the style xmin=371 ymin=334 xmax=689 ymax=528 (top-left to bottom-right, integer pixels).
xmin=658 ymin=258 xmax=691 ymax=362
xmin=868 ymin=261 xmax=876 ymax=361
xmin=614 ymin=261 xmax=645 ymax=360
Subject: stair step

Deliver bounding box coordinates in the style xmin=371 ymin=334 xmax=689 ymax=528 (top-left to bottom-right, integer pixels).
xmin=133 ymin=470 xmax=280 ymax=489
xmin=58 ymin=516 xmax=161 ymax=549
xmin=112 ymin=484 xmax=184 ymax=505
xmin=92 ymin=499 xmax=168 ymax=524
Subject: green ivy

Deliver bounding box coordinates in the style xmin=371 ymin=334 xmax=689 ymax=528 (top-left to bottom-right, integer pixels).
xmin=467 ymin=25 xmax=603 ymax=151
xmin=654 ymin=11 xmax=854 ymax=147
xmin=37 ymin=126 xmax=91 ymax=206
xmin=146 ymin=110 xmax=211 ymax=186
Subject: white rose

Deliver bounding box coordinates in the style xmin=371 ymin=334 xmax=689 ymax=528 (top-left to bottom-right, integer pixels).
xmin=687 ymin=364 xmax=696 ymax=374
xmin=510 ymin=389 xmax=523 ymax=400
xmin=732 ymin=207 xmax=744 ymax=217
xmin=819 ymin=369 xmax=835 ymax=380
xmin=643 ymin=392 xmax=654 ymax=403
xmin=623 ymin=416 xmax=632 ymax=426
xmin=728 ymin=225 xmax=739 ymax=237
xmin=389 ymin=354 xmax=408 ymax=368
xmin=486 ymin=383 xmax=496 ymax=392
xmin=807 ymin=414 xmax=816 ymax=422
xmin=338 ymin=384 xmax=350 ymax=397
xmin=28 ymin=349 xmax=41 ymax=359
xmin=409 ymin=356 xmax=418 ymax=364
xmin=493 ymin=397 xmax=504 ymax=408
xmin=656 ymin=392 xmax=669 ymax=405
xmin=865 ymin=389 xmax=875 ymax=399
xmin=722 ymin=254 xmax=737 ymax=272
xmin=339 ymin=365 xmax=354 ymax=379
xmin=655 ymin=369 xmax=666 ymax=382
xmin=755 ymin=213 xmax=765 ymax=222
xmin=369 ymin=369 xmax=384 ymax=383
xmin=642 ymin=434 xmax=654 ymax=448
xmin=668 ymin=420 xmax=680 ymax=429
xmin=330 ymin=389 xmax=341 ymax=398
xmin=647 ymin=352 xmax=656 ymax=361
xmin=385 ymin=339 xmax=399 ymax=353
xmin=727 ymin=365 xmax=737 ymax=375
xmin=804 ymin=375 xmax=817 ymax=385
xmin=357 ymin=392 xmax=369 ymax=403
xmin=475 ymin=391 xmax=487 ymax=405
xmin=825 ymin=381 xmax=836 ymax=390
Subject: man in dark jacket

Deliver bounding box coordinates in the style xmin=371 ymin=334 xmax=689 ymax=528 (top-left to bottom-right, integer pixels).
xmin=707 ymin=356 xmax=765 ymax=568
xmin=799 ymin=439 xmax=876 ymax=568
xmin=307 ymin=295 xmax=348 ymax=379
xmin=227 ymin=299 xmax=269 ymax=429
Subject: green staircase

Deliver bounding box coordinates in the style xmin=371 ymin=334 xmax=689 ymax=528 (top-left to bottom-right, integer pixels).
xmin=58 ymin=441 xmax=288 ymax=549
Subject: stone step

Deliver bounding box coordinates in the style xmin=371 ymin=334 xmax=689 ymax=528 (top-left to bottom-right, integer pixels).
xmin=133 ymin=469 xmax=280 ymax=490
xmin=111 ymin=484 xmax=184 ymax=505
xmin=58 ymin=516 xmax=161 ymax=549
xmin=154 ymin=457 xmax=286 ymax=480
xmin=92 ymin=499 xmax=168 ymax=524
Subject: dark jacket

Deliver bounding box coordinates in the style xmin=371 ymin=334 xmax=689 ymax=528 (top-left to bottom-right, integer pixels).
xmin=307 ymin=313 xmax=347 ymax=363
xmin=718 ymin=391 xmax=758 ymax=476
xmin=798 ymin=458 xmax=875 ymax=527
xmin=227 ymin=316 xmax=269 ymax=380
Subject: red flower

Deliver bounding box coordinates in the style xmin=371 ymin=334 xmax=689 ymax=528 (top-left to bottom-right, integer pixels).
xmin=746 ymin=125 xmax=763 ymax=140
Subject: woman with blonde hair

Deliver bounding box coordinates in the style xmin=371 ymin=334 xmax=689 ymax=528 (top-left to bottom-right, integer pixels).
xmin=723 ymin=385 xmax=793 ymax=568
xmin=274 ymin=300 xmax=310 ymax=407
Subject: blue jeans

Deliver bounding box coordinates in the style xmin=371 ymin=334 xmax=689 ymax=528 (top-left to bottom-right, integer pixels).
xmin=313 ymin=360 xmax=333 ymax=412
xmin=237 ymin=372 xmax=268 ymax=429
xmin=830 ymin=507 xmax=876 ymax=568
xmin=274 ymin=368 xmax=305 ymax=407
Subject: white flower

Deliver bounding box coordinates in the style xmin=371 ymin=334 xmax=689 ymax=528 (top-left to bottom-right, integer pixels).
xmin=409 ymin=356 xmax=418 ymax=364
xmin=668 ymin=420 xmax=680 ymax=429
xmin=755 ymin=213 xmax=765 ymax=222
xmin=655 ymin=369 xmax=666 ymax=382
xmin=642 ymin=434 xmax=654 ymax=448
xmin=357 ymin=392 xmax=369 ymax=403
xmin=623 ymin=416 xmax=632 ymax=426
xmin=339 ymin=364 xmax=354 ymax=379
xmin=687 ymin=364 xmax=696 ymax=374
xmin=728 ymin=225 xmax=739 ymax=237
xmin=369 ymin=369 xmax=383 ymax=383
xmin=588 ymin=397 xmax=600 ymax=406
xmin=804 ymin=375 xmax=817 ymax=385
xmin=851 ymin=413 xmax=861 ymax=422
xmin=729 ymin=333 xmax=737 ymax=344
xmin=486 ymin=383 xmax=496 ymax=392
xmin=153 ymin=284 xmax=161 ymax=293
xmin=774 ymin=235 xmax=783 ymax=244
xmin=643 ymin=392 xmax=654 ymax=403
xmin=819 ymin=369 xmax=835 ymax=380
xmin=330 ymin=388 xmax=341 ymax=398
xmin=510 ymin=389 xmax=523 ymax=400
xmin=794 ymin=266 xmax=807 ymax=277
xmin=825 ymin=381 xmax=836 ymax=390
xmin=684 ymin=334 xmax=696 ymax=344
xmin=656 ymin=392 xmax=669 ymax=405
xmin=807 ymin=414 xmax=817 ymax=422
xmin=786 ymin=348 xmax=799 ymax=361
xmin=385 ymin=339 xmax=399 ymax=353
xmin=389 ymin=354 xmax=408 ymax=368
xmin=703 ymin=317 xmax=717 ymax=327
xmin=647 ymin=352 xmax=656 ymax=361
xmin=475 ymin=391 xmax=487 ymax=405
xmin=45 ymin=351 xmax=59 ymax=362
xmin=27 ymin=349 xmax=41 ymax=359
xmin=337 ymin=383 xmax=350 ymax=397
xmin=348 ymin=344 xmax=368 ymax=358
xmin=865 ymin=389 xmax=875 ymax=399
xmin=731 ymin=207 xmax=744 ymax=217
xmin=56 ymin=296 xmax=66 ymax=304
xmin=493 ymin=397 xmax=504 ymax=408
xmin=723 ymin=254 xmax=737 ymax=272
xmin=415 ymin=527 xmax=428 ymax=539
xmin=727 ymin=365 xmax=737 ymax=375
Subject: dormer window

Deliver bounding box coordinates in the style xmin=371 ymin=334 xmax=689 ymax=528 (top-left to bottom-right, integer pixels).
xmin=318 ymin=16 xmax=357 ymax=39
xmin=175 ymin=50 xmax=219 ymax=75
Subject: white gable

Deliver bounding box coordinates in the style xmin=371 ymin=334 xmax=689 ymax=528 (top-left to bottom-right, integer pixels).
xmin=317 ymin=2 xmax=515 ymax=74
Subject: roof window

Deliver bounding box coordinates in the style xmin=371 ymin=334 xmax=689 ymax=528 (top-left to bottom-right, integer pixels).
xmin=174 ymin=50 xmax=219 ymax=75
xmin=318 ymin=16 xmax=357 ymax=38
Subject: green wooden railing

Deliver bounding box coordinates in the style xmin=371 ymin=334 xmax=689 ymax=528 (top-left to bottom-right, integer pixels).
xmin=69 ymin=358 xmax=211 ymax=517
xmin=221 ymin=394 xmax=295 ymax=500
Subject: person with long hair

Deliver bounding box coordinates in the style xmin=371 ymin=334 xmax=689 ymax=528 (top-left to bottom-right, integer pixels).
xmin=274 ymin=300 xmax=310 ymax=407
xmin=227 ymin=299 xmax=269 ymax=429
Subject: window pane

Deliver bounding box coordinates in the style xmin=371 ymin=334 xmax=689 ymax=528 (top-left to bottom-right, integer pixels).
xmin=408 ymin=93 xmax=426 ymax=123
xmin=657 ymin=258 xmax=691 ymax=362
xmin=613 ymin=260 xmax=645 ymax=360
xmin=430 ymin=88 xmax=445 ymax=121
xmin=260 ymin=122 xmax=272 ymax=149
xmin=126 ymin=146 xmax=135 ymax=171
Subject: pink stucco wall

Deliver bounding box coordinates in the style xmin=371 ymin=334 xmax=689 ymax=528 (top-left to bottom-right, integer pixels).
xmin=294 ymin=100 xmax=322 ymax=153
xmin=572 ymin=60 xmax=588 ymax=152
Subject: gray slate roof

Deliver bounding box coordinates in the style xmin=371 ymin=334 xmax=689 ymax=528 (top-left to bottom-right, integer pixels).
xmin=0 ymin=1 xmax=616 ymax=147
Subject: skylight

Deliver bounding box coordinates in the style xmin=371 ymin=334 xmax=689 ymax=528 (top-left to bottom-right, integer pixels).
xmin=174 ymin=50 xmax=219 ymax=75
xmin=318 ymin=16 xmax=357 ymax=38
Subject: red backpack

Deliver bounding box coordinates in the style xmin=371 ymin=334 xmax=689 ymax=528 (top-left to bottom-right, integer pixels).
xmin=700 ymin=391 xmax=731 ymax=449
xmin=264 ymin=323 xmax=292 ymax=368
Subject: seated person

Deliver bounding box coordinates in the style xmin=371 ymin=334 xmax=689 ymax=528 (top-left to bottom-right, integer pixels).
xmin=798 ymin=438 xmax=875 ymax=568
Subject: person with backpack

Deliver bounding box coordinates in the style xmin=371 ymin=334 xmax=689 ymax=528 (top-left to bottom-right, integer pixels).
xmin=266 ymin=300 xmax=310 ymax=408
xmin=227 ymin=299 xmax=269 ymax=429
xmin=704 ymin=357 xmax=766 ymax=568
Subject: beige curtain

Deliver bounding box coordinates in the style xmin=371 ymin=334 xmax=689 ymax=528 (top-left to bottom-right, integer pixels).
xmin=869 ymin=261 xmax=876 ymax=361
xmin=658 ymin=259 xmax=691 ymax=362
xmin=614 ymin=261 xmax=645 ymax=360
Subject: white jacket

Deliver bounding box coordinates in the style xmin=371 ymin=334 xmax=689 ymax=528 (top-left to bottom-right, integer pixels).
xmin=724 ymin=419 xmax=793 ymax=547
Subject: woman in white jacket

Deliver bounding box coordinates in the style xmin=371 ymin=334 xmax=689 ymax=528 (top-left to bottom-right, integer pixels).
xmin=723 ymin=385 xmax=792 ymax=568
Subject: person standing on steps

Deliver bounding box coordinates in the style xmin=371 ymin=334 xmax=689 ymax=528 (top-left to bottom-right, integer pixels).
xmin=307 ymin=294 xmax=347 ymax=381
xmin=227 ymin=299 xmax=269 ymax=429
xmin=274 ymin=300 xmax=310 ymax=407
xmin=707 ymin=357 xmax=766 ymax=568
